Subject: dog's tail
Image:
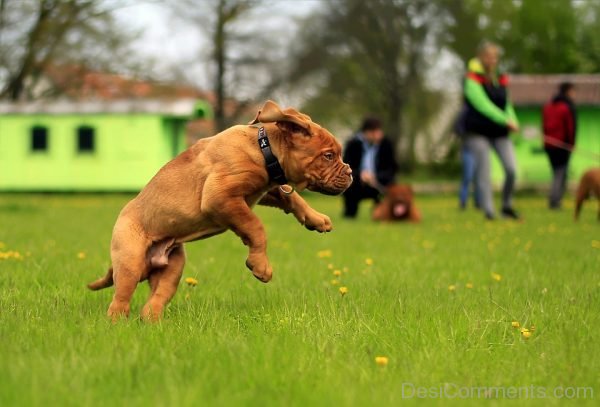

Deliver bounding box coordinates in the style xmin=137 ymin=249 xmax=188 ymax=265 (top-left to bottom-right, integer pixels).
xmin=87 ymin=267 xmax=114 ymax=291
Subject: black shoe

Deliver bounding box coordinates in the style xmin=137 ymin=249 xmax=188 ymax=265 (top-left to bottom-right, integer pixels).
xmin=501 ymin=207 xmax=520 ymax=220
xmin=485 ymin=212 xmax=496 ymax=221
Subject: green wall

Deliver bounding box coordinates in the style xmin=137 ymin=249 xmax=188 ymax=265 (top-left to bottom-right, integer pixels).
xmin=491 ymin=106 xmax=600 ymax=184
xmin=0 ymin=114 xmax=188 ymax=191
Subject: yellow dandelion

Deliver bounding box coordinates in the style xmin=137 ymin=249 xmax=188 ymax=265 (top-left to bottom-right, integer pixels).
xmin=185 ymin=277 xmax=198 ymax=286
xmin=491 ymin=272 xmax=502 ymax=282
xmin=327 ymin=263 xmax=334 ymax=270
xmin=333 ymin=270 xmax=342 ymax=277
xmin=331 ymin=279 xmax=339 ymax=285
xmin=448 ymin=284 xmax=456 ymax=292
xmin=343 ymin=267 xmax=349 ymax=273
xmin=511 ymin=321 xmax=520 ymax=328
xmin=521 ymin=328 xmax=532 ymax=339
xmin=375 ymin=356 xmax=389 ymax=366
xmin=465 ymin=282 xmax=473 ymax=289
xmin=365 ymin=258 xmax=373 ymax=266
xmin=421 ymin=240 xmax=435 ymax=249
xmin=339 ymin=286 xmax=348 ymax=296
xmin=77 ymin=252 xmax=86 ymax=259
xmin=317 ymin=249 xmax=332 ymax=258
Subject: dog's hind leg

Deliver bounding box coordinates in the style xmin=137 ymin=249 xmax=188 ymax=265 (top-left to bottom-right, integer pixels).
xmin=574 ymin=181 xmax=587 ymax=221
xmin=141 ymin=245 xmax=185 ymax=321
xmin=107 ymin=222 xmax=151 ymax=320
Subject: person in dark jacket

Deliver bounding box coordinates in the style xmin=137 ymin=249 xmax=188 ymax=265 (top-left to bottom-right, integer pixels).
xmin=342 ymin=117 xmax=398 ymax=218
xmin=543 ymin=82 xmax=577 ymax=209
xmin=463 ymin=42 xmax=520 ymax=220
xmin=456 ymin=57 xmax=484 ymax=211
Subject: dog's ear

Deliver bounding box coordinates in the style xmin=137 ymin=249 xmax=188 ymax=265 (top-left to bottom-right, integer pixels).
xmin=275 ymin=121 xmax=309 ymax=136
xmin=248 ymin=100 xmax=312 ymax=132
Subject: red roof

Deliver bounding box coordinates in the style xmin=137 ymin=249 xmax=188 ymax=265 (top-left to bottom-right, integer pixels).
xmin=44 ymin=64 xmax=206 ymax=100
xmin=509 ymin=74 xmax=600 ymax=106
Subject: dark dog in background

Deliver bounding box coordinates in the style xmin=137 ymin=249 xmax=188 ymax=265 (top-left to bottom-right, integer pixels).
xmin=575 ymin=168 xmax=600 ymax=221
xmin=372 ymin=184 xmax=421 ymax=222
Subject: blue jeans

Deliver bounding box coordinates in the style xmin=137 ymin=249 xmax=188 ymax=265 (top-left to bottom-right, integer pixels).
xmin=464 ymin=135 xmax=517 ymax=216
xmin=459 ymin=144 xmax=479 ymax=208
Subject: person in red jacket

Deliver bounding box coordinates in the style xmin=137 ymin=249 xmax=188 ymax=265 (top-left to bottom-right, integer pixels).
xmin=542 ymin=82 xmax=577 ymax=209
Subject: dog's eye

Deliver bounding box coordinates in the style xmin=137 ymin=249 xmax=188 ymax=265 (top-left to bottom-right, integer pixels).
xmin=323 ymin=152 xmax=334 ymax=161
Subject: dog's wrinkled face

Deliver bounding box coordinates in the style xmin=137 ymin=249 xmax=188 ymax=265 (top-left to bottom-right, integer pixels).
xmin=249 ymin=100 xmax=352 ymax=195
xmin=281 ymin=123 xmax=353 ymax=195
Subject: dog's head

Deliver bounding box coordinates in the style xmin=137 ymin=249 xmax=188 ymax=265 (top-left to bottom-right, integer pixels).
xmin=249 ymin=100 xmax=352 ymax=195
xmin=386 ymin=184 xmax=414 ymax=219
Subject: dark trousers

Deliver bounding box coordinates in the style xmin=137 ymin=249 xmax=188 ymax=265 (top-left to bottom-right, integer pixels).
xmin=343 ymin=183 xmax=381 ymax=218
xmin=545 ymin=148 xmax=571 ymax=209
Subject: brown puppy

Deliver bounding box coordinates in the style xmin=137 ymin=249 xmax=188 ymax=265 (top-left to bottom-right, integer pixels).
xmin=575 ymin=167 xmax=600 ymax=221
xmin=372 ymin=184 xmax=421 ymax=222
xmin=88 ymin=100 xmax=353 ymax=320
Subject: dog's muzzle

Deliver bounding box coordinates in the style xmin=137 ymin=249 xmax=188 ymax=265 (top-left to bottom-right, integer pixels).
xmin=309 ymin=165 xmax=353 ymax=195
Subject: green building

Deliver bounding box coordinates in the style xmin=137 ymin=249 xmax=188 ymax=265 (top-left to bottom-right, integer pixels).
xmin=0 ymin=99 xmax=212 ymax=191
xmin=492 ymin=74 xmax=600 ymax=184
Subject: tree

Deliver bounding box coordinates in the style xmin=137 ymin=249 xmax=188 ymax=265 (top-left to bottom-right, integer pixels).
xmin=0 ymin=0 xmax=144 ymax=101
xmin=573 ymin=0 xmax=600 ymax=73
xmin=171 ymin=0 xmax=293 ymax=131
xmin=287 ymin=0 xmax=446 ymax=168
xmin=289 ymin=0 xmax=600 ymax=168
xmin=442 ymin=0 xmax=600 ymax=74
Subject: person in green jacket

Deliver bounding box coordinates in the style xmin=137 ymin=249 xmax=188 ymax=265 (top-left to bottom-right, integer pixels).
xmin=463 ymin=42 xmax=521 ymax=220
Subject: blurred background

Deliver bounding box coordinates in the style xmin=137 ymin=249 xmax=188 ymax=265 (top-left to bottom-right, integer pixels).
xmin=0 ymin=0 xmax=598 ymax=191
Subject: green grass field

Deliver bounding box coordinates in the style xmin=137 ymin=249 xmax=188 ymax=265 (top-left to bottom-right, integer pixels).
xmin=1 ymin=193 xmax=598 ymax=406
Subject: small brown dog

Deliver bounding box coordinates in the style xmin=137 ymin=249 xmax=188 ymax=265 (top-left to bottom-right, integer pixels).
xmin=372 ymin=184 xmax=421 ymax=222
xmin=88 ymin=100 xmax=352 ymax=320
xmin=575 ymin=167 xmax=600 ymax=221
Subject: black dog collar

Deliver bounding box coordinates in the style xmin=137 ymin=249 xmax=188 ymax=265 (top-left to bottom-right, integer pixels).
xmin=258 ymin=127 xmax=288 ymax=185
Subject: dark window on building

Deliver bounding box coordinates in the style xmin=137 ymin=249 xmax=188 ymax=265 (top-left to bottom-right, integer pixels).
xmin=31 ymin=126 xmax=49 ymax=152
xmin=77 ymin=126 xmax=95 ymax=153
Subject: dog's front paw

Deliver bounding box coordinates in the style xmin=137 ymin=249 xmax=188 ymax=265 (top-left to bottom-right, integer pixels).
xmin=302 ymin=209 xmax=333 ymax=233
xmin=245 ymin=254 xmax=273 ymax=283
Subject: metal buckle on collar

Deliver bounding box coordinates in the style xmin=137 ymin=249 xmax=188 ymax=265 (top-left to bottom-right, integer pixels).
xmin=279 ymin=184 xmax=295 ymax=195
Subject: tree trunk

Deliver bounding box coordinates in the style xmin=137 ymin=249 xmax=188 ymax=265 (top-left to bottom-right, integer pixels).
xmin=213 ymin=0 xmax=227 ymax=132
xmin=386 ymin=86 xmax=403 ymax=166
xmin=2 ymin=1 xmax=52 ymax=100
